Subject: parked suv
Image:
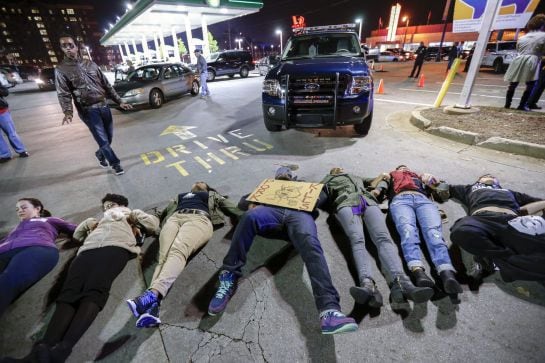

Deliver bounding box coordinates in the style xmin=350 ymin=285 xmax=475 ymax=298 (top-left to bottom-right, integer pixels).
xmin=262 ymin=24 xmax=373 ymax=135
xmin=480 ymin=41 xmax=517 ymax=73
xmin=206 ymin=50 xmax=255 ymax=81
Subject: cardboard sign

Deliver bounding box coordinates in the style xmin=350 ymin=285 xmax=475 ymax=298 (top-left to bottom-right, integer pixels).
xmin=246 ymin=179 xmax=324 ymax=211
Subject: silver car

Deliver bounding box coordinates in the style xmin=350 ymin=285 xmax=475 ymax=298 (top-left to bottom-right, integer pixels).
xmin=0 ymin=67 xmax=23 ymax=87
xmin=112 ymin=63 xmax=200 ymax=108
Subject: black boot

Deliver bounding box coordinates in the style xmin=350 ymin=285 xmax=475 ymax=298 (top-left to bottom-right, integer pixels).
xmin=505 ymin=85 xmax=515 ymax=108
xmin=48 ymin=342 xmax=71 ymax=363
xmin=517 ymin=88 xmax=532 ymax=111
xmin=410 ymin=267 xmax=435 ymax=288
xmin=390 ymin=276 xmax=434 ymax=303
xmin=440 ymin=270 xmax=463 ymax=294
xmin=349 ymin=278 xmax=383 ymax=308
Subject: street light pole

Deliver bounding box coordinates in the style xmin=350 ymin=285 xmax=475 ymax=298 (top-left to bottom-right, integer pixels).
xmin=355 ymin=18 xmax=362 ymax=43
xmin=276 ymin=29 xmax=283 ymax=54
xmin=402 ymin=16 xmax=409 ymax=50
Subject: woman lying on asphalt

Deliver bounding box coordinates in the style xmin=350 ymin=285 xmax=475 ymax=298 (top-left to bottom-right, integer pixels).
xmin=0 ymin=198 xmax=76 ymax=318
xmin=3 ymin=193 xmax=160 ymax=363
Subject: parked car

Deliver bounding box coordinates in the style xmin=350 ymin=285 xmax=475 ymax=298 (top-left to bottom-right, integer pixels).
xmin=34 ymin=68 xmax=56 ymax=91
xmin=206 ymin=50 xmax=255 ymax=81
xmin=377 ymin=51 xmax=401 ymax=62
xmin=262 ymin=24 xmax=373 ymax=135
xmin=1 ymin=64 xmax=39 ymax=80
xmin=256 ymin=55 xmax=280 ymax=76
xmin=424 ymin=46 xmax=449 ymax=61
xmin=0 ymin=67 xmax=23 ymax=87
xmin=480 ymin=41 xmax=517 ymax=73
xmin=0 ymin=72 xmax=9 ymax=88
xmin=111 ymin=63 xmax=199 ymax=109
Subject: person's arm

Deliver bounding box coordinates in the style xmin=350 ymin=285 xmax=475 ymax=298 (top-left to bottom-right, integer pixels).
xmin=129 ymin=209 xmax=160 ymax=235
xmin=212 ymin=191 xmax=244 ymax=218
xmin=95 ymin=65 xmax=132 ymax=110
xmin=54 ymin=69 xmax=74 ymax=124
xmin=0 ymin=85 xmax=8 ymax=97
xmin=512 ymin=191 xmax=543 ymax=211
xmin=47 ymin=217 xmax=77 ymax=236
xmin=520 ymin=200 xmax=545 ymax=215
xmin=73 ymin=218 xmax=98 ymax=242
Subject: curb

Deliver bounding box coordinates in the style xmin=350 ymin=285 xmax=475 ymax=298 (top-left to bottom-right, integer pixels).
xmin=410 ymin=108 xmax=545 ymax=160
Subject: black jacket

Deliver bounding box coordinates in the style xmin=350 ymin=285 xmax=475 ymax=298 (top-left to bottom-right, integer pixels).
xmin=0 ymin=85 xmax=8 ymax=109
xmin=55 ymin=57 xmax=123 ymax=116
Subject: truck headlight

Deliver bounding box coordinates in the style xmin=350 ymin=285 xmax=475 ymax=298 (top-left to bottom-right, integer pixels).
xmin=263 ymin=79 xmax=281 ymax=97
xmin=34 ymin=79 xmax=44 ymax=84
xmin=349 ymin=76 xmax=372 ymax=94
xmin=124 ymin=88 xmax=144 ymax=97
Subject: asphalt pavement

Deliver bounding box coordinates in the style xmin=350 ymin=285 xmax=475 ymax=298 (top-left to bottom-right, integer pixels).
xmin=1 ymin=62 xmax=544 ymax=362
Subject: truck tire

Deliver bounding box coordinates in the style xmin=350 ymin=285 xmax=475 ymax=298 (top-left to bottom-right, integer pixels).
xmin=240 ymin=66 xmax=249 ymax=78
xmin=207 ymin=70 xmax=216 ymax=82
xmin=264 ymin=116 xmax=282 ymax=131
xmin=493 ymin=58 xmax=504 ymax=74
xmin=354 ymin=111 xmax=373 ymax=136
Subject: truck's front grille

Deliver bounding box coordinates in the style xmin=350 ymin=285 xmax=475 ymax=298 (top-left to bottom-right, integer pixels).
xmin=288 ymin=73 xmax=350 ymax=95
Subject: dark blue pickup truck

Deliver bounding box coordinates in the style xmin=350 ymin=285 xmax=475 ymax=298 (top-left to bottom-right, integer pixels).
xmin=262 ymin=24 xmax=374 ymax=135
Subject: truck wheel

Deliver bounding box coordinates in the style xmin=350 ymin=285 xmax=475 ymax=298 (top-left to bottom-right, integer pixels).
xmin=354 ymin=111 xmax=373 ymax=136
xmin=240 ymin=66 xmax=249 ymax=78
xmin=493 ymin=59 xmax=504 ymax=74
xmin=264 ymin=117 xmax=282 ymax=131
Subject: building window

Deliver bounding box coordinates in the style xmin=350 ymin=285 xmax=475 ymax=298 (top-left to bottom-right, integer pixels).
xmin=0 ymin=22 xmax=6 ymax=28
xmin=67 ymin=8 xmax=75 ymax=15
xmin=40 ymin=29 xmax=47 ymax=35
xmin=50 ymin=56 xmax=58 ymax=63
xmin=69 ymin=17 xmax=77 ymax=22
xmin=31 ymin=8 xmax=39 ymax=14
xmin=6 ymin=38 xmax=13 ymax=43
xmin=17 ymin=9 xmax=22 ymax=14
xmin=48 ymin=50 xmax=55 ymax=56
xmin=42 ymin=37 xmax=50 ymax=42
xmin=61 ymin=9 xmax=65 ymax=14
xmin=2 ymin=30 xmax=7 ymax=35
xmin=1 ymin=8 xmax=6 ymax=12
xmin=37 ymin=22 xmax=45 ymax=28
xmin=82 ymin=30 xmax=86 ymax=35
xmin=76 ymin=36 xmax=83 ymax=42
xmin=10 ymin=8 xmax=15 ymax=13
xmin=49 ymin=10 xmax=53 ymax=14
xmin=27 ymin=16 xmax=31 ymax=20
xmin=34 ymin=16 xmax=42 ymax=20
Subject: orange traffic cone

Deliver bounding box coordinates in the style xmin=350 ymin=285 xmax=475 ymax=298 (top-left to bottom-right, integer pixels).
xmin=376 ymin=78 xmax=384 ymax=94
xmin=370 ymin=60 xmax=375 ymax=70
xmin=417 ymin=74 xmax=425 ymax=87
xmin=377 ymin=64 xmax=384 ymax=72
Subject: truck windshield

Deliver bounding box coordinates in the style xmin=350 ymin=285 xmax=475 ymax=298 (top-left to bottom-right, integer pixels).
xmin=282 ymin=33 xmax=361 ymax=60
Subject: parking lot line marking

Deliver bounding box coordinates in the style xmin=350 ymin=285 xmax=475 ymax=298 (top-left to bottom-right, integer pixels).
xmin=399 ymin=88 xmax=517 ymax=100
xmin=436 ymin=82 xmax=504 ymax=87
xmin=207 ymin=152 xmax=226 ymax=165
xmin=167 ymin=160 xmax=189 ymax=176
xmin=375 ymin=98 xmax=433 ymax=106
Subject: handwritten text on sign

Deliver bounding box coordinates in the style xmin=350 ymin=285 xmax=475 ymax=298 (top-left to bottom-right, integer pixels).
xmin=247 ymin=179 xmax=324 ymax=212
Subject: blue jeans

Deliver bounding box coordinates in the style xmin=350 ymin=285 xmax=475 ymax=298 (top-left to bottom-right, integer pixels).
xmin=222 ymin=205 xmax=341 ymax=312
xmin=78 ymin=106 xmax=120 ymax=166
xmin=0 ymin=246 xmax=59 ymax=317
xmin=335 ymin=205 xmax=406 ymax=284
xmin=200 ymin=73 xmax=209 ymax=96
xmin=390 ymin=193 xmax=454 ymax=272
xmin=0 ymin=111 xmax=26 ymax=158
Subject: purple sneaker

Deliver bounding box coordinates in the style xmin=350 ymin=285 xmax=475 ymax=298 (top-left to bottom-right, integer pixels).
xmin=127 ymin=290 xmax=158 ymax=318
xmin=320 ymin=310 xmax=358 ymax=335
xmin=136 ymin=302 xmax=161 ymax=328
xmin=208 ymin=270 xmax=237 ymax=316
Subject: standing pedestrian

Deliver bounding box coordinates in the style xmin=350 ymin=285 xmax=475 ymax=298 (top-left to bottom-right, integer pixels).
xmin=55 ymin=33 xmax=132 ymax=175
xmin=194 ymin=49 xmax=210 ymax=98
xmin=504 ymin=14 xmax=545 ymax=111
xmin=446 ymin=42 xmax=460 ymax=72
xmin=463 ymin=44 xmax=475 ymax=72
xmin=0 ymin=85 xmax=29 ymax=163
xmin=527 ymin=61 xmax=545 ymax=109
xmin=409 ymin=41 xmax=427 ymax=78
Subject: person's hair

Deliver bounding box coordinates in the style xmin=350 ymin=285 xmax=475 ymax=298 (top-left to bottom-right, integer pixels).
xmin=395 ymin=164 xmax=408 ymax=170
xmin=329 ymin=167 xmax=344 ymax=175
xmin=527 ymin=14 xmax=545 ymax=31
xmin=59 ymin=33 xmax=77 ymax=44
xmin=101 ymin=193 xmax=129 ymax=207
xmin=191 ymin=181 xmax=210 ymax=192
xmin=18 ymin=198 xmax=51 ymax=217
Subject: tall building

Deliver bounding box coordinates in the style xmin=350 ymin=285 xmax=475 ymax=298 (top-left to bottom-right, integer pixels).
xmin=0 ymin=1 xmax=122 ymax=68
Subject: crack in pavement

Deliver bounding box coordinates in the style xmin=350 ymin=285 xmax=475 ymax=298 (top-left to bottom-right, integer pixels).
xmin=200 ymin=250 xmax=221 ymax=269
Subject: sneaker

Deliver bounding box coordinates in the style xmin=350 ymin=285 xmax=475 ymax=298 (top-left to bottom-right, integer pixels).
xmin=127 ymin=290 xmax=158 ymax=318
xmin=208 ymin=270 xmax=237 ymax=316
xmin=95 ymin=152 xmax=108 ymax=168
xmin=136 ymin=302 xmax=161 ymax=328
xmin=112 ymin=164 xmax=124 ymax=175
xmin=320 ymin=310 xmax=358 ymax=335
xmin=18 ymin=151 xmax=29 ymax=158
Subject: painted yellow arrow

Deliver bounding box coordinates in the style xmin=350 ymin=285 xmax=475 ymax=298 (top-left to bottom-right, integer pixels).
xmin=160 ymin=125 xmax=198 ymax=140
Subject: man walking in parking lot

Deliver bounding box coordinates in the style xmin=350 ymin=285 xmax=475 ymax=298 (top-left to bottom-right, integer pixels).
xmin=194 ymin=48 xmax=210 ymax=98
xmin=409 ymin=42 xmax=427 ymax=78
xmin=55 ymin=33 xmax=132 ymax=176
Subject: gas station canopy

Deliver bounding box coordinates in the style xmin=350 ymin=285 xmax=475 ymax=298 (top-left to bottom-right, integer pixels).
xmin=100 ymin=0 xmax=263 ymax=46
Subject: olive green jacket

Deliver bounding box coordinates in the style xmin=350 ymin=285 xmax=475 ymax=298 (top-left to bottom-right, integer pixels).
xmin=320 ymin=173 xmax=386 ymax=212
xmin=158 ymin=190 xmax=243 ymax=228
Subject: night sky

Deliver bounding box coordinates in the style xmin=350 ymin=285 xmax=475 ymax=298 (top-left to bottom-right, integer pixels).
xmin=20 ymin=0 xmax=545 ymax=46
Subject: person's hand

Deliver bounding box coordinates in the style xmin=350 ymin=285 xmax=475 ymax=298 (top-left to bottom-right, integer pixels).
xmin=381 ymin=172 xmax=391 ymax=181
xmin=88 ymin=220 xmax=98 ymax=231
xmin=421 ymin=173 xmax=438 ymax=186
xmin=119 ymin=102 xmax=133 ymax=110
xmin=62 ymin=114 xmax=72 ymax=125
xmin=371 ymin=189 xmax=381 ymax=198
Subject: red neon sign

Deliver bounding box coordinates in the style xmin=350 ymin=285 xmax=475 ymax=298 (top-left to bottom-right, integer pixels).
xmin=292 ymin=15 xmax=306 ymax=29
